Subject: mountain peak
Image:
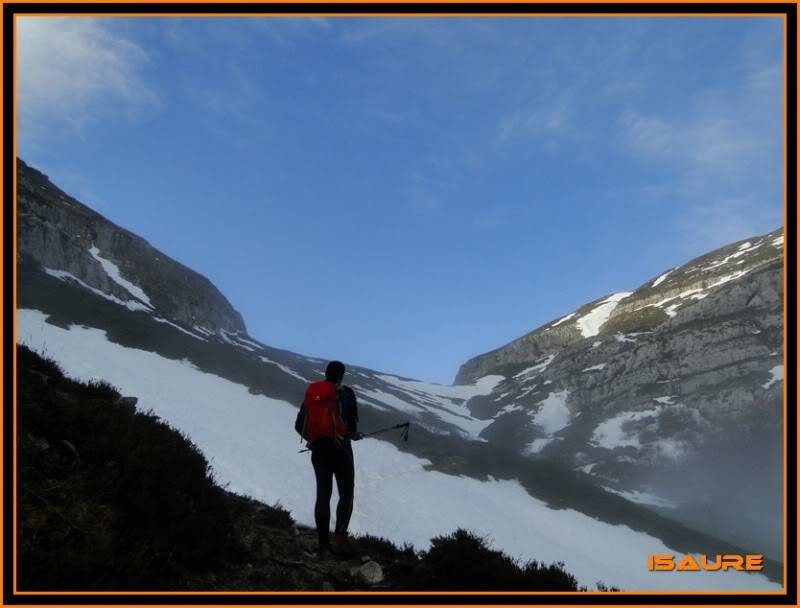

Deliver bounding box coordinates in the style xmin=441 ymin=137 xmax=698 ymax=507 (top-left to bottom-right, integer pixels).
xmin=17 ymin=159 xmax=247 ymax=335
xmin=455 ymin=227 xmax=783 ymax=384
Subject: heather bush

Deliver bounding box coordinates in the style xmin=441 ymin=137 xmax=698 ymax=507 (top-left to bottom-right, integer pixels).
xmin=415 ymin=528 xmax=579 ymax=591
xmin=18 ymin=345 xmax=234 ymax=590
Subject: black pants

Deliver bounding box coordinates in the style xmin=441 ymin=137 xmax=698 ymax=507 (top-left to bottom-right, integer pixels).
xmin=310 ymin=439 xmax=354 ymax=545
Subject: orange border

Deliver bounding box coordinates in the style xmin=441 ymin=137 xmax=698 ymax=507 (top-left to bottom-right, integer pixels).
xmin=0 ymin=0 xmax=792 ymax=4
xmin=0 ymin=16 xmax=4 ymax=608
xmin=4 ymin=1 xmax=796 ymax=606
xmin=4 ymin=10 xmax=793 ymax=17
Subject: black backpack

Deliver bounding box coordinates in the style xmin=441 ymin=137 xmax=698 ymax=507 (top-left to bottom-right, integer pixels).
xmin=294 ymin=403 xmax=306 ymax=438
xmin=338 ymin=386 xmax=359 ymax=433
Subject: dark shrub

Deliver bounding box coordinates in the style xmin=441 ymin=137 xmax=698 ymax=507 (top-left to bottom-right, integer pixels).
xmin=415 ymin=529 xmax=578 ymax=591
xmin=355 ymin=533 xmax=416 ymax=559
xmin=17 ymin=345 xmax=234 ymax=590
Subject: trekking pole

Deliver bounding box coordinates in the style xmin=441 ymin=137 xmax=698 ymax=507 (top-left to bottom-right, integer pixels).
xmin=361 ymin=422 xmax=410 ymax=441
xmin=297 ymin=422 xmax=411 ymax=453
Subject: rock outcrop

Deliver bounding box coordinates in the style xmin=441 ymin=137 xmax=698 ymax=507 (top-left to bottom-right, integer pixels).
xmin=17 ymin=159 xmax=246 ymax=335
xmin=456 ymin=230 xmax=783 ymax=385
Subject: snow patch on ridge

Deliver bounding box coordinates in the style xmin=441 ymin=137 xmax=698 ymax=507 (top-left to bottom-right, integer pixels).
xmin=591 ymin=407 xmax=662 ymax=449
xmin=341 ymin=384 xmax=494 ymax=439
xmin=236 ymin=336 xmax=265 ymax=351
xmin=704 ymin=241 xmax=763 ymax=271
xmin=89 ymin=245 xmax=152 ymax=307
xmin=652 ymin=270 xmax=673 ymax=288
xmin=357 ymin=388 xmax=420 ymax=414
xmin=376 ymin=373 xmax=504 ymax=402
xmin=259 ymin=356 xmax=308 ymax=383
xmin=220 ymin=330 xmax=255 ymax=351
xmin=576 ymin=293 xmax=632 ymax=338
xmin=531 ymin=390 xmax=571 ymax=434
xmin=514 ymin=355 xmax=556 ymax=380
xmin=44 ymin=268 xmax=151 ymax=312
xmin=763 ymin=366 xmax=783 ymax=390
xmin=372 ymin=374 xmax=504 ymax=437
xmin=153 ymin=317 xmax=208 ymax=341
xmin=549 ymin=312 xmax=576 ymax=328
xmin=637 ymin=267 xmax=759 ymax=319
xmin=525 ymin=438 xmax=553 ymax=454
xmin=602 ymin=487 xmax=677 ymax=509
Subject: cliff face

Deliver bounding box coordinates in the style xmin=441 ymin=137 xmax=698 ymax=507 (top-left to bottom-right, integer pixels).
xmin=456 ymin=231 xmax=783 ymax=385
xmin=450 ymin=228 xmax=783 ymax=558
xmin=17 ymin=159 xmax=246 ymax=334
xmin=455 ymin=228 xmax=783 ymax=462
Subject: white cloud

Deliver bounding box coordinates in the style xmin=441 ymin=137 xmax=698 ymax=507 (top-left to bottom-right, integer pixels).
xmin=748 ymin=63 xmax=782 ymax=96
xmin=621 ymin=53 xmax=782 ymax=255
xmin=17 ymin=17 xmax=157 ymax=142
xmin=622 ymin=111 xmax=760 ymax=175
xmin=675 ymin=196 xmax=782 ymax=254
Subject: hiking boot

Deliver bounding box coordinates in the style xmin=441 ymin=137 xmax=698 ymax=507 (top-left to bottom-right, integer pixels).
xmin=317 ymin=540 xmax=345 ymax=561
xmin=332 ymin=532 xmax=358 ymax=557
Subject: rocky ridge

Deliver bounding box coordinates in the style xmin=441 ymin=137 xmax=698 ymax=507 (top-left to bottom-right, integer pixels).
xmin=456 ymin=230 xmax=783 ymax=384
xmin=449 ymin=227 xmax=783 ymax=559
xmin=17 ymin=159 xmax=246 ymax=335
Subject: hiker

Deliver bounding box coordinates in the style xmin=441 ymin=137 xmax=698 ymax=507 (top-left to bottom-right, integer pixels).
xmin=296 ymin=360 xmax=362 ymax=556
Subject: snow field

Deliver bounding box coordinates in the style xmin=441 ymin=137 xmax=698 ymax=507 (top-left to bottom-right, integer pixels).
xmin=369 ymin=373 xmax=504 ymax=439
xmin=375 ymin=373 xmax=504 ymax=402
xmin=16 ymin=309 xmax=778 ymax=591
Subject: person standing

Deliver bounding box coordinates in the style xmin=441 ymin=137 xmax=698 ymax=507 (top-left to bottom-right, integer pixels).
xmin=297 ymin=361 xmax=362 ymax=557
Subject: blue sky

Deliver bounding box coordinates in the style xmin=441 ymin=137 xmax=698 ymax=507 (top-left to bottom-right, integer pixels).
xmin=17 ymin=16 xmax=784 ymax=383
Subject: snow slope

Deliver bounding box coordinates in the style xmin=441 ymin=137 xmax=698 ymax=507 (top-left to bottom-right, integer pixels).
xmin=17 ymin=309 xmax=779 ymax=591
